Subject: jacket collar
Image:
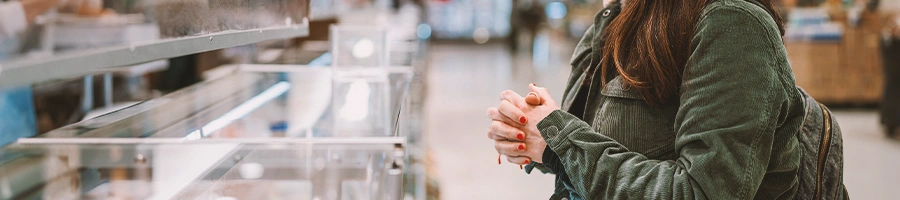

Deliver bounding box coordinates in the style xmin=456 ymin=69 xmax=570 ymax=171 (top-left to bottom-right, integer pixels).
xmin=606 ymin=0 xmax=628 ymax=7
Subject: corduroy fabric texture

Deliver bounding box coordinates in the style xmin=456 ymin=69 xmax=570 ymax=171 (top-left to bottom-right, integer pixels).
xmin=522 ymin=0 xmax=846 ymax=199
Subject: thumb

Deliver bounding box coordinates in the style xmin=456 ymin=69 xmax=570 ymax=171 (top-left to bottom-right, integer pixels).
xmin=525 ymin=92 xmax=543 ymax=106
xmin=529 ymin=83 xmax=556 ymax=106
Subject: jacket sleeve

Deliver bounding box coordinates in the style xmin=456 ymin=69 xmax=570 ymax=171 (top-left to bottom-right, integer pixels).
xmin=0 ymin=1 xmax=28 ymax=40
xmin=525 ymin=23 xmax=597 ymax=175
xmin=536 ymin=3 xmax=788 ymax=199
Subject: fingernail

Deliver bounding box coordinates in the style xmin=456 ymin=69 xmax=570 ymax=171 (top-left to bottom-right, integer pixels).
xmin=525 ymin=160 xmax=530 ymax=164
xmin=518 ymin=144 xmax=526 ymax=151
xmin=519 ymin=116 xmax=527 ymax=124
xmin=516 ymin=133 xmax=524 ymax=140
xmin=531 ymin=83 xmax=538 ymax=87
xmin=497 ymin=154 xmax=501 ymax=165
xmin=520 ymin=165 xmax=523 ymax=169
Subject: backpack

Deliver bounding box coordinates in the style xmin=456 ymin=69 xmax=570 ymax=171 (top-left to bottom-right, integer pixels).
xmin=795 ymin=88 xmax=849 ymax=199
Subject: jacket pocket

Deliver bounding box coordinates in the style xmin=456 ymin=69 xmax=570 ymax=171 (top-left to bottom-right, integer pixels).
xmin=593 ymin=76 xmax=679 ymax=160
xmin=600 ymin=76 xmax=644 ymax=100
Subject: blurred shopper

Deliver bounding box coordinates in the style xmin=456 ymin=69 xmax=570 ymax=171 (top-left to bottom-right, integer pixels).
xmin=508 ymin=0 xmax=544 ymax=52
xmin=883 ymin=15 xmax=900 ymax=139
xmin=0 ymin=0 xmax=77 ymax=146
xmin=486 ymin=0 xmax=847 ymax=199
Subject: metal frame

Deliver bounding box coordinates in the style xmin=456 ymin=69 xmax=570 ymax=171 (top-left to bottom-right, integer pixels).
xmin=35 ymin=65 xmax=414 ymax=140
xmin=0 ymin=21 xmax=309 ymax=90
xmin=16 ymin=137 xmax=406 ymax=145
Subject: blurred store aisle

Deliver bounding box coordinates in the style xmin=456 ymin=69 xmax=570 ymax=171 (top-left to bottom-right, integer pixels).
xmin=835 ymin=110 xmax=900 ymax=200
xmin=423 ymin=39 xmax=573 ymax=199
xmin=423 ymin=41 xmax=900 ymax=200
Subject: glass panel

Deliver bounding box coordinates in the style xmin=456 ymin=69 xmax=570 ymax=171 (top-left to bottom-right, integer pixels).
xmin=0 ymin=0 xmax=313 ymax=89
xmin=330 ymin=25 xmax=390 ymax=68
xmin=331 ymin=69 xmax=391 ymax=136
xmin=35 ymin=66 xmax=414 ymax=139
xmin=0 ymin=142 xmax=402 ymax=200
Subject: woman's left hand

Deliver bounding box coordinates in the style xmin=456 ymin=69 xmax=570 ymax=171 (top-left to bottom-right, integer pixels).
xmin=486 ymin=84 xmax=560 ymax=165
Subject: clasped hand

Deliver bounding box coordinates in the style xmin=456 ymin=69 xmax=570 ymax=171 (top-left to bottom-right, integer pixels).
xmin=486 ymin=84 xmax=560 ymax=165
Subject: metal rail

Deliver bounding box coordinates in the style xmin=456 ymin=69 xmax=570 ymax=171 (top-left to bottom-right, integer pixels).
xmin=0 ymin=22 xmax=309 ymax=90
xmin=16 ymin=137 xmax=407 ymax=145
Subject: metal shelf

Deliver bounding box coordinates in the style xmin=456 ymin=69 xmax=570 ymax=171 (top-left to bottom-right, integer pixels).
xmin=0 ymin=22 xmax=309 ymax=90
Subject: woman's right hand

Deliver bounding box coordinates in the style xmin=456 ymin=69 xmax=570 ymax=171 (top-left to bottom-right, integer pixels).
xmin=486 ymin=90 xmax=531 ymax=165
xmin=485 ymin=85 xmax=553 ymax=165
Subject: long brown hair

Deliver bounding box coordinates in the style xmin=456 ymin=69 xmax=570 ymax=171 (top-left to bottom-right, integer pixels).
xmin=598 ymin=0 xmax=785 ymax=105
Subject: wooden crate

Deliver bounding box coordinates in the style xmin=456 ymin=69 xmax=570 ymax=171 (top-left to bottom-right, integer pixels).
xmin=786 ymin=42 xmax=843 ymax=103
xmin=784 ymin=9 xmax=885 ymax=105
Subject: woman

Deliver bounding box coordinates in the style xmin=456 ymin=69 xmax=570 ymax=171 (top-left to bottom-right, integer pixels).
xmin=486 ymin=0 xmax=847 ymax=199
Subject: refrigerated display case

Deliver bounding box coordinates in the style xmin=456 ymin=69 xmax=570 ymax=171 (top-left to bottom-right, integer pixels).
xmin=7 ymin=65 xmax=417 ymax=199
xmin=0 ymin=142 xmax=406 ymax=200
xmin=0 ymin=0 xmax=431 ymax=199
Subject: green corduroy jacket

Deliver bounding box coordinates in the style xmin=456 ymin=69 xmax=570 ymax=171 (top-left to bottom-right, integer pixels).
xmin=525 ymin=0 xmax=813 ymax=199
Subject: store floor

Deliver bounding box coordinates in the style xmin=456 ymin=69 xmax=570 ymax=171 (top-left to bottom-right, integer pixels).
xmin=424 ymin=41 xmax=900 ymax=199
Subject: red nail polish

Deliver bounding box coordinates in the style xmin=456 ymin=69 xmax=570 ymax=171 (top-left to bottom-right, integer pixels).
xmin=516 ymin=133 xmax=524 ymax=140
xmin=498 ymin=154 xmax=501 ymax=165
xmin=519 ymin=116 xmax=527 ymax=124
xmin=525 ymin=160 xmax=530 ymax=164
xmin=518 ymin=144 xmax=525 ymax=151
xmin=520 ymin=165 xmax=523 ymax=169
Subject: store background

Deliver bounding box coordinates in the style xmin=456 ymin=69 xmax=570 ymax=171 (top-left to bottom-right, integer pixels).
xmin=0 ymin=0 xmax=898 ymax=199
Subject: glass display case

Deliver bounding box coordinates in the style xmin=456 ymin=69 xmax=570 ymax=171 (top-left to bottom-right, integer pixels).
xmin=7 ymin=65 xmax=415 ymax=200
xmin=27 ymin=66 xmax=413 ymax=140
xmin=0 ymin=1 xmax=430 ymax=198
xmin=0 ymin=142 xmax=404 ymax=200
